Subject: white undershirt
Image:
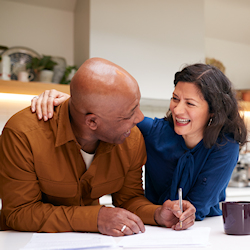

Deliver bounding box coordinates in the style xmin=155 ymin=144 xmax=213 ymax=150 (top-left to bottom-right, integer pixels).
xmin=80 ymin=149 xmax=95 ymax=170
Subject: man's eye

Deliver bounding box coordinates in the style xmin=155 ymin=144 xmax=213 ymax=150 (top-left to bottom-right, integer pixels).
xmin=124 ymin=114 xmax=134 ymax=120
xmin=172 ymin=97 xmax=179 ymax=101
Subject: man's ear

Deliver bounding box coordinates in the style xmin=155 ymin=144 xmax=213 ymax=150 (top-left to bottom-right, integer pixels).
xmin=85 ymin=114 xmax=98 ymax=130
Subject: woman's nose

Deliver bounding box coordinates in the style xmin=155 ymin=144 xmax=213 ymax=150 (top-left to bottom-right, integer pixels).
xmin=174 ymin=102 xmax=185 ymax=114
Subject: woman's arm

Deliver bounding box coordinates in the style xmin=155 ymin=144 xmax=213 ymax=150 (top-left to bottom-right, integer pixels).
xmin=31 ymin=89 xmax=70 ymax=121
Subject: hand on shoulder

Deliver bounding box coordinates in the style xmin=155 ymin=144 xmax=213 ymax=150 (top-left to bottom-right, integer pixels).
xmin=31 ymin=89 xmax=70 ymax=121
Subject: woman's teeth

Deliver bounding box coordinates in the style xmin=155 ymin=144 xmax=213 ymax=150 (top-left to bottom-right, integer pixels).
xmin=176 ymin=118 xmax=190 ymax=124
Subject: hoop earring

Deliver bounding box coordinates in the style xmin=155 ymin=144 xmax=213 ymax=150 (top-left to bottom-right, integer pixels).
xmin=208 ymin=118 xmax=212 ymax=126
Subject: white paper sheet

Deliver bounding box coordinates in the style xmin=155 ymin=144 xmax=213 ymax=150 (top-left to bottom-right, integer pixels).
xmin=19 ymin=232 xmax=117 ymax=250
xmin=20 ymin=226 xmax=210 ymax=250
xmin=118 ymin=226 xmax=210 ymax=248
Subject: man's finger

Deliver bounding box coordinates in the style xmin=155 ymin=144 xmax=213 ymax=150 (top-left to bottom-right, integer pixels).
xmin=127 ymin=213 xmax=145 ymax=234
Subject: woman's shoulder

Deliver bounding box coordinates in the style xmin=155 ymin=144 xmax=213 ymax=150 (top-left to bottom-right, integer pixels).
xmin=212 ymin=133 xmax=239 ymax=154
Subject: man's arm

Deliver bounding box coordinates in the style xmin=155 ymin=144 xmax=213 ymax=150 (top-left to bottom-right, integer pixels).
xmin=0 ymin=125 xmax=146 ymax=235
xmin=111 ymin=129 xmax=195 ymax=230
xmin=0 ymin=127 xmax=103 ymax=232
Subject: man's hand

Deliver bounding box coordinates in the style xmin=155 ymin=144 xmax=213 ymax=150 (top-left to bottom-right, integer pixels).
xmin=154 ymin=199 xmax=196 ymax=230
xmin=97 ymin=206 xmax=145 ymax=236
xmin=31 ymin=89 xmax=70 ymax=121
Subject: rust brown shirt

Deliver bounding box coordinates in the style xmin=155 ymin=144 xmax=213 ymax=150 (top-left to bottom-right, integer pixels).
xmin=0 ymin=99 xmax=159 ymax=232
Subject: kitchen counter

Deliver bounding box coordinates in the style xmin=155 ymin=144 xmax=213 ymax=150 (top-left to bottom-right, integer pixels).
xmin=226 ymin=186 xmax=250 ymax=201
xmin=0 ymin=216 xmax=249 ymax=250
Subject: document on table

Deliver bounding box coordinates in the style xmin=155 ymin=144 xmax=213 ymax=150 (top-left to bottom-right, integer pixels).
xmin=19 ymin=232 xmax=117 ymax=250
xmin=118 ymin=225 xmax=211 ymax=248
xmin=20 ymin=226 xmax=210 ymax=249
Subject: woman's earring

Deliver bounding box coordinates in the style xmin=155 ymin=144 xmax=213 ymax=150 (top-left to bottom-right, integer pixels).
xmin=208 ymin=118 xmax=212 ymax=126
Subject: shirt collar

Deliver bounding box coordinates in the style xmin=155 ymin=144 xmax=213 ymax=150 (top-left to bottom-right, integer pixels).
xmin=55 ymin=98 xmax=77 ymax=147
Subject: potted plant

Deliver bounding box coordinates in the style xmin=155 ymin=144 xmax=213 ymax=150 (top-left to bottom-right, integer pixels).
xmin=26 ymin=55 xmax=57 ymax=82
xmin=60 ymin=65 xmax=78 ymax=84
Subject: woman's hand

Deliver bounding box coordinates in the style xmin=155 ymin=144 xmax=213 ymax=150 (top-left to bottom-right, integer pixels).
xmin=154 ymin=199 xmax=196 ymax=230
xmin=31 ymin=89 xmax=70 ymax=121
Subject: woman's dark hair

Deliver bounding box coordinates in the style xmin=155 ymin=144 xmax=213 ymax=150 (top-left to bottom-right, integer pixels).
xmin=165 ymin=63 xmax=247 ymax=148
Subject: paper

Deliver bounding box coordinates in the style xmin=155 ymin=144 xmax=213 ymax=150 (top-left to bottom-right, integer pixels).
xmin=20 ymin=226 xmax=210 ymax=250
xmin=118 ymin=226 xmax=210 ymax=248
xmin=20 ymin=232 xmax=117 ymax=250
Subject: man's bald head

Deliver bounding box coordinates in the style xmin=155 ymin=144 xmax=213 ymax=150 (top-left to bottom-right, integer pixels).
xmin=68 ymin=57 xmax=144 ymax=148
xmin=70 ymin=57 xmax=139 ymax=115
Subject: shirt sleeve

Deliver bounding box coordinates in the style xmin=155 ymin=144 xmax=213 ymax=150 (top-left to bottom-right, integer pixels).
xmin=112 ymin=128 xmax=161 ymax=225
xmin=137 ymin=117 xmax=154 ymax=137
xmin=0 ymin=128 xmax=102 ymax=232
xmin=186 ymin=140 xmax=239 ymax=220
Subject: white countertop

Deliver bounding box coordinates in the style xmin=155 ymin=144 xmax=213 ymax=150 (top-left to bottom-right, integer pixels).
xmin=1 ymin=189 xmax=249 ymax=250
xmin=226 ymin=186 xmax=250 ymax=201
xmin=0 ymin=216 xmax=249 ymax=250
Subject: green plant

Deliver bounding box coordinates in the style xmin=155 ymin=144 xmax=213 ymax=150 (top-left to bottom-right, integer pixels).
xmin=26 ymin=55 xmax=57 ymax=72
xmin=60 ymin=65 xmax=78 ymax=85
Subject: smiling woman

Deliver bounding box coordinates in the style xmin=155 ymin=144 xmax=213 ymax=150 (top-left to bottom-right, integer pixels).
xmin=137 ymin=63 xmax=247 ymax=220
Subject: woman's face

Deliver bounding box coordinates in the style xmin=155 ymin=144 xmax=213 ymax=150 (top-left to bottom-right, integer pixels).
xmin=169 ymin=81 xmax=211 ymax=148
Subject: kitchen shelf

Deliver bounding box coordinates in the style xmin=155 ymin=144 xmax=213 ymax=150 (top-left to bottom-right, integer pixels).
xmin=0 ymin=79 xmax=70 ymax=96
xmin=0 ymin=79 xmax=171 ymax=108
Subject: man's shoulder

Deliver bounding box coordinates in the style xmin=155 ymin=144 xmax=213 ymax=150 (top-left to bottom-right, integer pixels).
xmin=3 ymin=107 xmax=39 ymax=133
xmin=130 ymin=126 xmax=144 ymax=140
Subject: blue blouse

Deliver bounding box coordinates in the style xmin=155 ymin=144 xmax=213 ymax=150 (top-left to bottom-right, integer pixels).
xmin=137 ymin=117 xmax=239 ymax=220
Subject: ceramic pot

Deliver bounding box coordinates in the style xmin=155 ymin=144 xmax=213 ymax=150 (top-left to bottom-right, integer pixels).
xmin=39 ymin=70 xmax=54 ymax=83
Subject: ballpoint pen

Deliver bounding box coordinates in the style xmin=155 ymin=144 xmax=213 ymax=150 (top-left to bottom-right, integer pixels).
xmin=178 ymin=188 xmax=183 ymax=228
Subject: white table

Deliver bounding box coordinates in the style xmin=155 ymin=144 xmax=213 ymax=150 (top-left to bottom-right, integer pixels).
xmin=0 ymin=216 xmax=250 ymax=250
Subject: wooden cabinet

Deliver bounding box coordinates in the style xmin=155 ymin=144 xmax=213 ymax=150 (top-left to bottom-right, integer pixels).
xmin=0 ymin=79 xmax=70 ymax=95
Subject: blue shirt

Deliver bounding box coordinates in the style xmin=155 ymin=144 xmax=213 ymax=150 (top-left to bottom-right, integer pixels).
xmin=137 ymin=117 xmax=239 ymax=220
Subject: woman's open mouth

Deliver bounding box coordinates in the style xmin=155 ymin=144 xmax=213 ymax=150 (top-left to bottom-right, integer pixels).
xmin=176 ymin=117 xmax=190 ymax=125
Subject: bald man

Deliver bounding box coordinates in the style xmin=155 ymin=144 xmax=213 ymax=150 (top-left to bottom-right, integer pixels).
xmin=0 ymin=58 xmax=195 ymax=235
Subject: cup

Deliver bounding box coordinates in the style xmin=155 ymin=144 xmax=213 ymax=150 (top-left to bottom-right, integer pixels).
xmin=222 ymin=201 xmax=250 ymax=235
xmin=18 ymin=71 xmax=34 ymax=82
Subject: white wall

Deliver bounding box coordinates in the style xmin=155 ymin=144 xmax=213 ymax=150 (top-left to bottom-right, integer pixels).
xmin=205 ymin=0 xmax=250 ymax=90
xmin=205 ymin=38 xmax=250 ymax=89
xmin=0 ymin=0 xmax=74 ymax=65
xmin=89 ymin=0 xmax=205 ymax=100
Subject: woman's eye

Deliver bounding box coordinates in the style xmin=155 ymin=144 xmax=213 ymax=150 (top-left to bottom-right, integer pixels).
xmin=172 ymin=97 xmax=179 ymax=101
xmin=187 ymin=102 xmax=195 ymax=106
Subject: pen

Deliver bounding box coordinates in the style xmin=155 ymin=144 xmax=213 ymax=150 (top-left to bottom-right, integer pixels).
xmin=178 ymin=188 xmax=183 ymax=228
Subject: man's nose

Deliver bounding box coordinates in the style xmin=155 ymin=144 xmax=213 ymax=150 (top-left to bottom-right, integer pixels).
xmin=134 ymin=108 xmax=144 ymax=124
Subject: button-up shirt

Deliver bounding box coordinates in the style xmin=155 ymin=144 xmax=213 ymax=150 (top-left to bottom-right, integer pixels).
xmin=0 ymin=99 xmax=159 ymax=232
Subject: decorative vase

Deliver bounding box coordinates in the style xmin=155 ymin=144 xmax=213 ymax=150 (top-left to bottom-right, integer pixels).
xmin=39 ymin=70 xmax=54 ymax=83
